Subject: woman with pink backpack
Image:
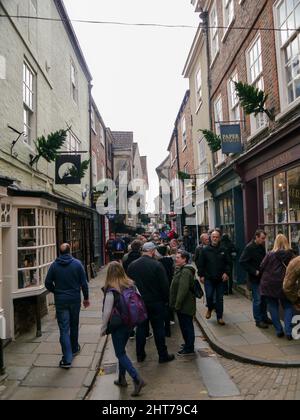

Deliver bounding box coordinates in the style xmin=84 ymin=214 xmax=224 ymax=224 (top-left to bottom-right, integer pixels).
xmin=100 ymin=262 xmax=147 ymax=397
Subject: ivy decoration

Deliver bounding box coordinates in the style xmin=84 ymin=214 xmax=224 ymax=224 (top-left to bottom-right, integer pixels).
xmin=68 ymin=159 xmax=90 ymax=180
xmin=30 ymin=129 xmax=68 ymax=166
xmin=200 ymin=129 xmax=221 ymax=153
xmin=234 ymin=81 xmax=275 ymax=121
xmin=178 ymin=171 xmax=191 ymax=181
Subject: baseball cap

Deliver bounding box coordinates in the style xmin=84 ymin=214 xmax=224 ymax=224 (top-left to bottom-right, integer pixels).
xmin=142 ymin=242 xmax=157 ymax=252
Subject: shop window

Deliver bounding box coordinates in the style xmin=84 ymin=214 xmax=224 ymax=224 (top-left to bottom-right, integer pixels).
xmin=263 ymin=178 xmax=274 ymax=224
xmin=274 ymin=172 xmax=288 ymax=223
xmin=263 ymin=167 xmax=300 ymax=253
xmin=17 ymin=208 xmax=56 ymax=290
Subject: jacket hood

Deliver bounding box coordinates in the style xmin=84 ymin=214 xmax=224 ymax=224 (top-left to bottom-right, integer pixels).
xmin=176 ymin=264 xmax=195 ymax=274
xmin=273 ymin=249 xmax=294 ymax=262
xmin=55 ymin=254 xmax=74 ymax=266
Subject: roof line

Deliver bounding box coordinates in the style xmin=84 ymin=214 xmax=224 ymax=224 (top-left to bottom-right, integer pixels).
xmin=54 ymin=0 xmax=92 ymax=82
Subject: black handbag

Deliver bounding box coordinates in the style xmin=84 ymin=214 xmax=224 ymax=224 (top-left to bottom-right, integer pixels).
xmin=191 ymin=278 xmax=204 ymax=299
xmin=106 ymin=307 xmax=123 ymax=334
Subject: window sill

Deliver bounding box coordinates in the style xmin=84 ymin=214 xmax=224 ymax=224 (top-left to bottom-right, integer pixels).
xmin=221 ymin=17 xmax=236 ymax=44
xmin=246 ymin=124 xmax=269 ymax=143
xmin=276 ymin=97 xmax=300 ymax=122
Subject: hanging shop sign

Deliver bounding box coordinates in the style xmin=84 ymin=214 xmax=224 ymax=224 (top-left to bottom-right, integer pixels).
xmin=220 ymin=124 xmax=243 ymax=154
xmin=55 ymin=155 xmax=81 ymax=185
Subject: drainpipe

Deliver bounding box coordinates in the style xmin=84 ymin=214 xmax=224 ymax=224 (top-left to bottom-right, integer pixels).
xmin=0 ymin=318 xmax=5 ymax=376
xmin=174 ymin=126 xmax=184 ymax=235
xmin=200 ymin=10 xmax=215 ymax=177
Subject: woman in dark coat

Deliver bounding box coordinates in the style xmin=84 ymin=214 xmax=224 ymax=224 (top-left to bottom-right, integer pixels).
xmin=260 ymin=234 xmax=295 ymax=339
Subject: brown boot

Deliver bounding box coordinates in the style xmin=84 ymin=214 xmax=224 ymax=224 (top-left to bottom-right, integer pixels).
xmin=206 ymin=310 xmax=212 ymax=320
xmin=217 ymin=319 xmax=226 ymax=326
xmin=131 ymin=377 xmax=146 ymax=397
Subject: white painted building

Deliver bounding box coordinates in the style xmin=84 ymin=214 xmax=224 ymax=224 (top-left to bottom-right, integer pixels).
xmin=0 ymin=0 xmax=93 ymax=339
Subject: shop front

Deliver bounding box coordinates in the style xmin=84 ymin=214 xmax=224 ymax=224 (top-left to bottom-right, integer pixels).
xmin=0 ymin=178 xmax=11 ymax=374
xmin=237 ymin=118 xmax=300 ymax=253
xmin=56 ymin=202 xmax=93 ymax=280
xmin=207 ymin=166 xmax=246 ymax=284
xmin=2 ymin=190 xmax=57 ymax=340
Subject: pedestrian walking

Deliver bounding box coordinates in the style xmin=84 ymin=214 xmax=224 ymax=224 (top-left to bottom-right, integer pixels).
xmin=100 ymin=262 xmax=146 ymax=397
xmin=260 ymin=234 xmax=295 ymax=339
xmin=45 ymin=243 xmax=90 ymax=369
xmin=221 ymin=234 xmax=237 ymax=295
xmin=284 ymin=256 xmax=300 ymax=311
xmin=105 ymin=234 xmax=115 ymax=262
xmin=240 ymin=229 xmax=272 ymax=329
xmin=156 ymin=245 xmax=175 ymax=336
xmin=170 ymin=251 xmax=196 ymax=356
xmin=127 ymin=242 xmax=175 ymax=364
xmin=198 ymin=231 xmax=230 ymax=326
xmin=123 ymin=240 xmax=142 ymax=275
xmin=195 ymin=233 xmax=210 ymax=277
xmin=112 ymin=234 xmax=126 ymax=262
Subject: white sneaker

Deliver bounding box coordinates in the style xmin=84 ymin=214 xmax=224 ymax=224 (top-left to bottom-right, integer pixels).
xmin=170 ymin=321 xmax=175 ymax=326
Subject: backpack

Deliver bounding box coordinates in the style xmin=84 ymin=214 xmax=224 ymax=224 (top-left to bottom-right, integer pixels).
xmin=108 ymin=287 xmax=148 ymax=329
xmin=191 ymin=278 xmax=204 ymax=299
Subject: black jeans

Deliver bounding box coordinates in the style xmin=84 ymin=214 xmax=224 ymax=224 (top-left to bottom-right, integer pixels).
xmin=177 ymin=312 xmax=195 ymax=353
xmin=136 ymin=302 xmax=168 ymax=360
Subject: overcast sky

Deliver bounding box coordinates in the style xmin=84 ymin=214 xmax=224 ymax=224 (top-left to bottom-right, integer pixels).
xmin=63 ymin=0 xmax=199 ymax=212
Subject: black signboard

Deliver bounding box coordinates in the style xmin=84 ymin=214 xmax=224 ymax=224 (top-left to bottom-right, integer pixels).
xmin=55 ymin=155 xmax=81 ymax=185
xmin=220 ymin=124 xmax=243 ymax=154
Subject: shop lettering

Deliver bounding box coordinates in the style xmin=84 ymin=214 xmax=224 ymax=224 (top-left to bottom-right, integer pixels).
xmin=222 ymin=134 xmax=240 ymax=143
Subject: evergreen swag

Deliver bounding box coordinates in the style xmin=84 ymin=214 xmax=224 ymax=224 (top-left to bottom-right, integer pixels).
xmin=68 ymin=159 xmax=90 ymax=180
xmin=234 ymin=81 xmax=275 ymax=121
xmin=30 ymin=129 xmax=68 ymax=166
xmin=178 ymin=171 xmax=191 ymax=180
xmin=200 ymin=129 xmax=221 ymax=153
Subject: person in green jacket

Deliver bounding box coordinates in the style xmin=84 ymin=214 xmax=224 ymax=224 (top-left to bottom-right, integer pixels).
xmin=170 ymin=250 xmax=196 ymax=357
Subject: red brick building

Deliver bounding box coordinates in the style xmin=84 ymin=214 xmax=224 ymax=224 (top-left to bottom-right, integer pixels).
xmin=195 ymin=0 xmax=300 ymax=257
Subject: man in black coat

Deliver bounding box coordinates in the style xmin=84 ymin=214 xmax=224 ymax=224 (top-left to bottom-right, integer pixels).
xmin=127 ymin=242 xmax=175 ymax=364
xmin=240 ymin=229 xmax=270 ymax=329
xmin=198 ymin=231 xmax=230 ymax=325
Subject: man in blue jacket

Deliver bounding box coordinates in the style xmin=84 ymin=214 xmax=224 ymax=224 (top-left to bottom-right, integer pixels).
xmin=45 ymin=243 xmax=90 ymax=368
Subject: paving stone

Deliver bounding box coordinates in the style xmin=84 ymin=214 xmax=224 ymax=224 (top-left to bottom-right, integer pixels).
xmin=5 ymin=366 xmax=30 ymax=381
xmin=9 ymin=387 xmax=81 ymax=400
xmin=80 ymin=344 xmax=98 ymax=356
xmin=22 ymin=367 xmax=89 ymax=388
xmin=218 ymin=335 xmax=249 ymax=347
xmin=34 ymin=342 xmax=62 ymax=355
xmin=5 ymin=343 xmax=40 ymax=354
xmin=4 ymin=353 xmax=38 ymax=367
xmin=242 ymin=333 xmax=272 ymax=345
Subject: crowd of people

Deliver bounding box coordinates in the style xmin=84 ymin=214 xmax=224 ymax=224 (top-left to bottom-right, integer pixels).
xmin=44 ymin=227 xmax=300 ymax=398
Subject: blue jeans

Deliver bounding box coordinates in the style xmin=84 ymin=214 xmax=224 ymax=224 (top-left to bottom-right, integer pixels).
xmin=177 ymin=312 xmax=195 ymax=352
xmin=111 ymin=325 xmax=139 ymax=380
xmin=205 ymin=280 xmax=224 ymax=320
xmin=136 ymin=302 xmax=168 ymax=360
xmin=266 ymin=297 xmax=294 ymax=336
xmin=251 ymin=283 xmax=268 ymax=323
xmin=56 ymin=302 xmax=81 ymax=364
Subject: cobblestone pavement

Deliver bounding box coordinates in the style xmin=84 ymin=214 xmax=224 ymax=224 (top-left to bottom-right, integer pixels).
xmin=218 ymin=356 xmax=300 ymax=400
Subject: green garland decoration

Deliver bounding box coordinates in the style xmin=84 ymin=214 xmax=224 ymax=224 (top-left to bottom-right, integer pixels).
xmin=234 ymin=81 xmax=275 ymax=121
xmin=200 ymin=129 xmax=221 ymax=153
xmin=68 ymin=159 xmax=90 ymax=180
xmin=178 ymin=171 xmax=191 ymax=180
xmin=30 ymin=129 xmax=68 ymax=166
